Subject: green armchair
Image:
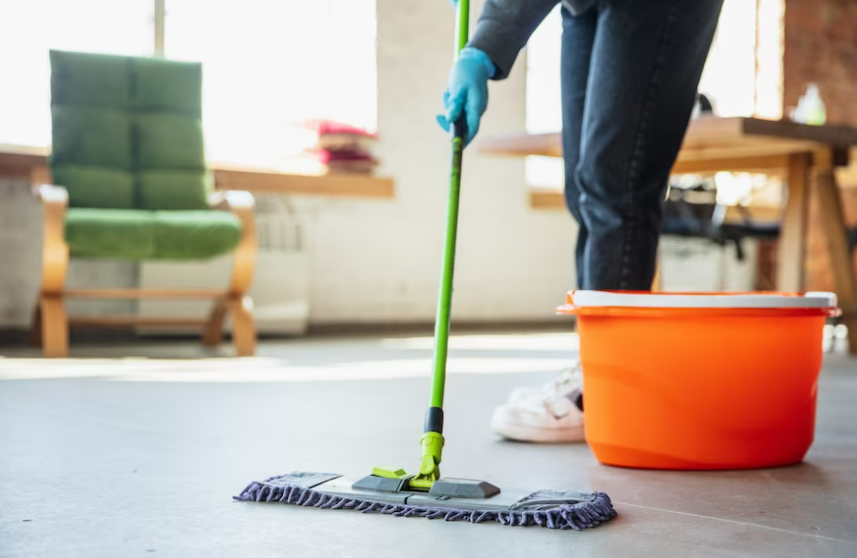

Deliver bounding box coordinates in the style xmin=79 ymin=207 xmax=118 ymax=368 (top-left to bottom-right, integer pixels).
xmin=31 ymin=50 xmax=257 ymax=357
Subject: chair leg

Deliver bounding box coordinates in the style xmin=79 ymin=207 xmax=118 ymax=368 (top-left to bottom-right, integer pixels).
xmin=40 ymin=296 xmax=68 ymax=358
xmin=202 ymin=298 xmax=228 ymax=347
xmin=228 ymin=295 xmax=256 ymax=357
xmin=31 ymin=303 xmax=43 ymax=347
xmin=777 ymin=153 xmax=811 ymax=292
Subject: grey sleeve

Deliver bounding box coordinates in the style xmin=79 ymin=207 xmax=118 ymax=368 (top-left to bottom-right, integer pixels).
xmin=467 ymin=0 xmax=561 ymax=80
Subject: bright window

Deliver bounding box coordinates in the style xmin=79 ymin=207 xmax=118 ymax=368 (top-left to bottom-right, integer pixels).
xmin=0 ymin=0 xmax=378 ymax=169
xmin=524 ymin=6 xmax=564 ymax=190
xmin=0 ymin=0 xmax=153 ymax=147
xmin=165 ymin=0 xmax=377 ymax=168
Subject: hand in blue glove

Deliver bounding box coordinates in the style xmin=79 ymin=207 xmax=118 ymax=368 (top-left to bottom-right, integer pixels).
xmin=436 ymin=47 xmax=496 ymax=147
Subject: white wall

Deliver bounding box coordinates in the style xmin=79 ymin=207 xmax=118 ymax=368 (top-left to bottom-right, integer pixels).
xmin=0 ymin=0 xmax=578 ymax=329
xmin=0 ymin=179 xmax=43 ymax=328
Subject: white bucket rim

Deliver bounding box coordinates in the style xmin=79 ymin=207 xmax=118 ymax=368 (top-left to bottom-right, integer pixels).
xmin=571 ymin=291 xmax=838 ymax=309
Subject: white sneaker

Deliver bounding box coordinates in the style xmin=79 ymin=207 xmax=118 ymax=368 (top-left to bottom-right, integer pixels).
xmin=491 ymin=366 xmax=585 ymax=443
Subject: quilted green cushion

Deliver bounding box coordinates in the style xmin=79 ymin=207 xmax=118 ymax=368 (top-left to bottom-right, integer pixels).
xmin=65 ymin=209 xmax=156 ymax=259
xmin=50 ymin=50 xmax=210 ymax=212
xmin=65 ymin=208 xmax=241 ymax=260
xmin=132 ymin=57 xmax=206 ymax=210
xmin=138 ymin=171 xmax=212 ymax=210
xmin=51 ymin=166 xmax=135 ymax=209
xmin=50 ymin=51 xmax=135 ymax=210
xmin=50 ymin=51 xmax=130 ymax=110
xmin=136 ymin=114 xmax=206 ymax=171
xmin=51 ymin=106 xmax=132 ymax=170
xmin=51 ymin=51 xmax=237 ymax=262
xmin=154 ymin=211 xmax=242 ymax=259
xmin=133 ymin=57 xmax=202 ymax=117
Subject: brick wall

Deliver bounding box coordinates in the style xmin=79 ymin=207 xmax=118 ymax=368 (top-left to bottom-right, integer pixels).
xmin=783 ymin=0 xmax=857 ymax=291
xmin=784 ymin=0 xmax=857 ymax=126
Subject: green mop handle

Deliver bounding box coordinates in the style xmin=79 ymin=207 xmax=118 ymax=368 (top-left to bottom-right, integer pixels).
xmin=418 ymin=0 xmax=470 ymax=482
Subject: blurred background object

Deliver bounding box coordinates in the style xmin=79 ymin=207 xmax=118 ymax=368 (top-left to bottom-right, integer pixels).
xmin=2 ymin=0 xmax=857 ymax=352
xmin=302 ymin=120 xmax=380 ymax=176
xmin=30 ymin=50 xmax=258 ymax=357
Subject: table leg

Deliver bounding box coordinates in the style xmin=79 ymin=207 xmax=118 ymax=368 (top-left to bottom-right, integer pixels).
xmin=777 ymin=153 xmax=811 ymax=292
xmin=814 ymin=168 xmax=857 ymax=353
xmin=652 ymin=256 xmax=662 ymax=291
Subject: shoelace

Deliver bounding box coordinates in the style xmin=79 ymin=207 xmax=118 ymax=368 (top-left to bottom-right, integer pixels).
xmin=545 ymin=364 xmax=582 ymax=399
xmin=540 ymin=365 xmax=584 ymax=419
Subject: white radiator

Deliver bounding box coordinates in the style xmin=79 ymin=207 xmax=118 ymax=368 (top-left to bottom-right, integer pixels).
xmin=660 ymin=236 xmax=758 ymax=292
xmin=138 ymin=194 xmax=310 ymax=335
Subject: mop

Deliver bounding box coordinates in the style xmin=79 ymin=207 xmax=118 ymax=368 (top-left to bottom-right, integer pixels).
xmin=234 ymin=0 xmax=617 ymax=530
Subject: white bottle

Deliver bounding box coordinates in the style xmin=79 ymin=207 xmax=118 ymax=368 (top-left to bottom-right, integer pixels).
xmin=801 ymin=83 xmax=827 ymax=125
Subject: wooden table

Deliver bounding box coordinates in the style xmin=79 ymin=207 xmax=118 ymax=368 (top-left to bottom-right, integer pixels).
xmin=0 ymin=143 xmax=395 ymax=199
xmin=481 ymin=116 xmax=857 ymax=351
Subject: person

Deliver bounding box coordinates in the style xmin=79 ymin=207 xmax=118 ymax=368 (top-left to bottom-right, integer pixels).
xmin=437 ymin=0 xmax=724 ymax=442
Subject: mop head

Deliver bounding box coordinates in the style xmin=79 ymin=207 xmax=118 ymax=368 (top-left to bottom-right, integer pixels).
xmin=234 ymin=472 xmax=617 ymax=530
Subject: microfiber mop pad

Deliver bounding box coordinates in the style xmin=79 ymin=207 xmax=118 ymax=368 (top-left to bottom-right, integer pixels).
xmin=234 ymin=472 xmax=616 ymax=530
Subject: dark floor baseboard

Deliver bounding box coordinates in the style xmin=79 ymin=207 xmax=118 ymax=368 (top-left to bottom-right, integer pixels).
xmin=0 ymin=327 xmax=143 ymax=347
xmin=305 ymin=317 xmax=575 ymax=337
xmin=0 ymin=318 xmax=576 ymax=347
xmin=0 ymin=329 xmax=30 ymax=347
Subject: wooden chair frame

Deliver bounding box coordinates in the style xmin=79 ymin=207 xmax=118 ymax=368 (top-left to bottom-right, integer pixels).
xmin=30 ymin=165 xmax=258 ymax=357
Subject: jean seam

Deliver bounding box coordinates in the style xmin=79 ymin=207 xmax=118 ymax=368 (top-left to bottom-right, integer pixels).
xmin=619 ymin=4 xmax=678 ymax=289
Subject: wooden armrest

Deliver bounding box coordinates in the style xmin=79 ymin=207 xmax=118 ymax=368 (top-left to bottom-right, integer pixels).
xmin=30 ymin=168 xmax=69 ymax=295
xmin=33 ymin=183 xmax=70 ymax=207
xmin=31 ymin=166 xmax=69 ymax=207
xmin=210 ymin=190 xmax=257 ymax=296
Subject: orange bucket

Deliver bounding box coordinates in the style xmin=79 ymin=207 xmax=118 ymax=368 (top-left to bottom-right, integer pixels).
xmin=558 ymin=291 xmax=839 ymax=470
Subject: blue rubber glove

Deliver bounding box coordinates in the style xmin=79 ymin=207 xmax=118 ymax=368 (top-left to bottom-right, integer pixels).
xmin=436 ymin=47 xmax=496 ymax=147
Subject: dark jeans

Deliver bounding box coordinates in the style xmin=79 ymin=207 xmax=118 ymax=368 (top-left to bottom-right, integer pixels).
xmin=560 ymin=0 xmax=724 ymax=290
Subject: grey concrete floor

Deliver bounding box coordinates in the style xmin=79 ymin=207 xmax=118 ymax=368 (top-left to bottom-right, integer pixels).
xmin=1 ymin=332 xmax=856 ymax=558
